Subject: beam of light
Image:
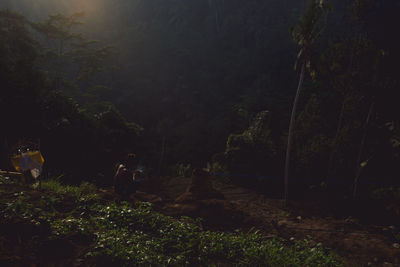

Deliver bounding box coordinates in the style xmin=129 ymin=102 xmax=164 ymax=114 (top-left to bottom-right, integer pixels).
xmin=13 ymin=0 xmax=105 ymax=17
xmin=59 ymin=0 xmax=103 ymax=16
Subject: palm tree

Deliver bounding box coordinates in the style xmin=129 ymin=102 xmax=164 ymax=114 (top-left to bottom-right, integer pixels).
xmin=284 ymin=0 xmax=330 ymax=205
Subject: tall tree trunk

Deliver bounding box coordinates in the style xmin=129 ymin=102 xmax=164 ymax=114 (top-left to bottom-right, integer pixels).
xmin=353 ymin=101 xmax=374 ymax=199
xmin=284 ymin=62 xmax=306 ymax=205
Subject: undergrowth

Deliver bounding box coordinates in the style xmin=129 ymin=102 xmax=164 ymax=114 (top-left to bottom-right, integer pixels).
xmin=0 ymin=180 xmax=343 ymax=266
xmin=0 ymin=174 xmax=14 ymax=185
xmin=40 ymin=179 xmax=98 ymax=200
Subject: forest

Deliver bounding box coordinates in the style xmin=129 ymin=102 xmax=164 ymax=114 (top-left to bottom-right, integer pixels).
xmin=0 ymin=0 xmax=399 ymax=266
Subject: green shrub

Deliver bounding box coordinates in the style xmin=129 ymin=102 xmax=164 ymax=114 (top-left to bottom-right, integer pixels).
xmin=372 ymin=187 xmax=400 ymax=200
xmin=40 ymin=179 xmax=98 ymax=202
xmin=170 ymin=163 xmax=192 ymax=178
xmin=0 ymin=174 xmax=14 ymax=185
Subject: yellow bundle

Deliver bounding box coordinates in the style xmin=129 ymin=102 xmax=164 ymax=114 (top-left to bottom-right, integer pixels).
xmin=11 ymin=151 xmax=44 ymax=178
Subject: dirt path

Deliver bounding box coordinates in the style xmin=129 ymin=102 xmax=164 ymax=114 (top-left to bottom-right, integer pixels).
xmin=140 ymin=176 xmax=400 ymax=266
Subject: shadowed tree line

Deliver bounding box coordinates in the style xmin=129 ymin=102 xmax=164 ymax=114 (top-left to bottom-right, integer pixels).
xmin=0 ymin=10 xmax=141 ymax=184
xmin=0 ymin=0 xmax=399 ymax=200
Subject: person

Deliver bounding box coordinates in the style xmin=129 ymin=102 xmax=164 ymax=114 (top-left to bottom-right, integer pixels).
xmin=127 ymin=153 xmax=144 ymax=191
xmin=113 ymin=154 xmax=143 ymax=198
xmin=113 ymin=164 xmax=134 ymax=199
xmin=132 ymin=170 xmax=143 ymax=192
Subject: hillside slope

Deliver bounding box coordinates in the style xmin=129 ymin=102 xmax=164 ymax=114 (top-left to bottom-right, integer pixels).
xmin=0 ymin=177 xmax=342 ymax=266
xmin=1 ymin=175 xmax=399 ymax=266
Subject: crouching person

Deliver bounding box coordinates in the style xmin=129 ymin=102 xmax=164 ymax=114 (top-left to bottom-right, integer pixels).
xmin=114 ymin=164 xmax=134 ymax=199
xmin=113 ymin=164 xmax=142 ymax=199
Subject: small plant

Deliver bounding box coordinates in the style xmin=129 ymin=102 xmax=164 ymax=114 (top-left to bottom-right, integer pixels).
xmin=40 ymin=195 xmax=59 ymax=215
xmin=52 ymin=216 xmax=90 ymax=236
xmin=171 ymin=163 xmax=192 ymax=178
xmin=41 ymin=179 xmax=98 ymax=202
xmin=207 ymin=161 xmax=231 ymax=183
xmin=395 ymin=233 xmax=400 ymax=242
xmin=0 ymin=174 xmax=14 ymax=185
xmin=1 ymin=195 xmax=54 ymax=227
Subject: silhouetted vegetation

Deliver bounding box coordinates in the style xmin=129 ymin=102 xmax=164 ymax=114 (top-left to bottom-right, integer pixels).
xmin=0 ymin=0 xmax=400 ymax=264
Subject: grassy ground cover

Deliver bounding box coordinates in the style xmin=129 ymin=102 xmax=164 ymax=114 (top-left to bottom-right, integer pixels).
xmin=0 ymin=176 xmax=343 ymax=266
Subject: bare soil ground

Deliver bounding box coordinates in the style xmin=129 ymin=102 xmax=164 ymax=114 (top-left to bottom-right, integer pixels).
xmin=140 ymin=176 xmax=400 ymax=266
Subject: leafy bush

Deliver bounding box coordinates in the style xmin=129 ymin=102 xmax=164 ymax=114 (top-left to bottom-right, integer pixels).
xmin=0 ymin=174 xmax=14 ymax=185
xmin=170 ymin=163 xmax=192 ymax=178
xmin=40 ymin=179 xmax=98 ymax=201
xmin=217 ymin=111 xmax=278 ymax=186
xmin=207 ymin=161 xmax=231 ymax=183
xmin=372 ymin=187 xmax=400 ymax=200
xmin=52 ymin=216 xmax=90 ymax=236
xmin=1 ymin=194 xmax=54 ymax=229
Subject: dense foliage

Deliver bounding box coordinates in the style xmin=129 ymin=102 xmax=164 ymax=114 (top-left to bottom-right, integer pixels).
xmin=0 ymin=10 xmax=141 ymax=184
xmin=0 ymin=0 xmax=399 ymax=198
